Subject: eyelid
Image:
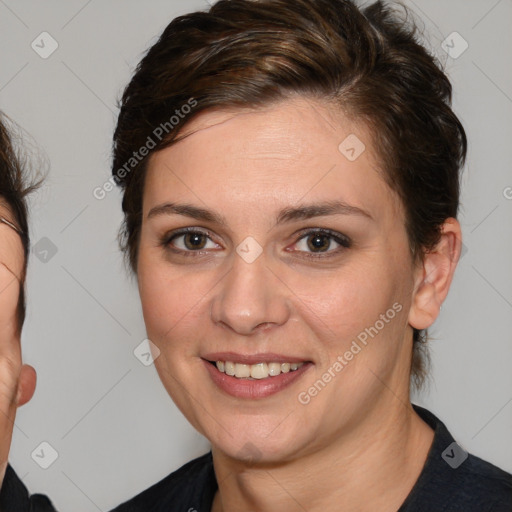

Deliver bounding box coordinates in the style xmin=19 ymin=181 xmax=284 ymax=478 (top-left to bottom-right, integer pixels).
xmin=162 ymin=227 xmax=222 ymax=254
xmin=162 ymin=227 xmax=351 ymax=258
xmin=287 ymin=228 xmax=351 ymax=257
xmin=293 ymin=227 xmax=350 ymax=244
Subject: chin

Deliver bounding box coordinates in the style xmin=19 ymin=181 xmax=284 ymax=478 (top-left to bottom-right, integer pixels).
xmin=208 ymin=420 xmax=307 ymax=465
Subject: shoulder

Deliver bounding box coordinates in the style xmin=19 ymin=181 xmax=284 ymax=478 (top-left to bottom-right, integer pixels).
xmin=110 ymin=451 xmax=216 ymax=512
xmin=0 ymin=463 xmax=58 ymax=511
xmin=448 ymin=451 xmax=512 ymax=511
xmin=402 ymin=406 xmax=512 ymax=512
xmin=429 ymin=451 xmax=512 ymax=512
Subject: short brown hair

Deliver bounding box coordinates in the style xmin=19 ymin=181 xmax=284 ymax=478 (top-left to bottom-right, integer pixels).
xmin=112 ymin=0 xmax=467 ymax=387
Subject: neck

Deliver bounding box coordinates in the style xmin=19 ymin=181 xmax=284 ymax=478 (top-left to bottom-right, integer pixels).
xmin=211 ymin=400 xmax=434 ymax=512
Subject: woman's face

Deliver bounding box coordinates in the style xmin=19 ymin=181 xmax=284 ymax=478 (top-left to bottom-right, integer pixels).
xmin=137 ymin=97 xmax=423 ymax=462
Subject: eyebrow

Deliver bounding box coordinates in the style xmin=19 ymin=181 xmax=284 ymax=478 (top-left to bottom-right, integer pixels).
xmin=147 ymin=200 xmax=373 ymax=226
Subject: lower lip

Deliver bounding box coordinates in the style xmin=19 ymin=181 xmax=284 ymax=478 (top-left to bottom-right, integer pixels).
xmin=203 ymin=359 xmax=312 ymax=399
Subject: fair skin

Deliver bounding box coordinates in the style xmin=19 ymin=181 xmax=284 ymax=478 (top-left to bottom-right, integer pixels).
xmin=137 ymin=96 xmax=461 ymax=511
xmin=0 ymin=201 xmax=36 ymax=486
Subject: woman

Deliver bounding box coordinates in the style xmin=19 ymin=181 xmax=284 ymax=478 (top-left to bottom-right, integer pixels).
xmin=1 ymin=0 xmax=511 ymax=510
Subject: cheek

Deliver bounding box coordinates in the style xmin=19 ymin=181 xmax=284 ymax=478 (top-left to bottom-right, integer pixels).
xmin=292 ymin=266 xmax=410 ymax=407
xmin=282 ymin=259 xmax=411 ymax=392
xmin=283 ymin=261 xmax=400 ymax=339
xmin=137 ymin=257 xmax=212 ymax=349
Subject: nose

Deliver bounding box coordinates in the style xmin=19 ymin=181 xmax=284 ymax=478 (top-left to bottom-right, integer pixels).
xmin=210 ymin=252 xmax=291 ymax=335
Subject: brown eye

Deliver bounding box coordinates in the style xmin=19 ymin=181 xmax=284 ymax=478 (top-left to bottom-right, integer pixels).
xmin=292 ymin=229 xmax=351 ymax=257
xmin=182 ymin=232 xmax=207 ymax=250
xmin=306 ymin=233 xmax=331 ymax=252
xmin=162 ymin=228 xmax=220 ymax=256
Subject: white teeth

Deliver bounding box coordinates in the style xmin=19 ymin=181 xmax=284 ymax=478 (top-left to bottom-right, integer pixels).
xmin=235 ymin=363 xmax=251 ymax=378
xmin=281 ymin=363 xmax=290 ymax=373
xmin=268 ymin=362 xmax=281 ymax=376
xmin=225 ymin=361 xmax=235 ymax=376
xmin=214 ymin=360 xmax=305 ymax=379
xmin=250 ymin=362 xmax=268 ymax=379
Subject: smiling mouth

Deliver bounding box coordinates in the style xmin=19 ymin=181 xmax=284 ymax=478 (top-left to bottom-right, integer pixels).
xmin=207 ymin=360 xmax=306 ymax=379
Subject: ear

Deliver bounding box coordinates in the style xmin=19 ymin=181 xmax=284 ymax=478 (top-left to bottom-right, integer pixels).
xmin=16 ymin=364 xmax=37 ymax=406
xmin=408 ymin=218 xmax=462 ymax=331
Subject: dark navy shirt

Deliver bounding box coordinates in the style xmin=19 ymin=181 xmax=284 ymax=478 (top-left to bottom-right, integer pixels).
xmin=2 ymin=405 xmax=511 ymax=511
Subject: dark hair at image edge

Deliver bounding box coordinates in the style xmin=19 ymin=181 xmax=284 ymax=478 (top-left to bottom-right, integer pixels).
xmin=112 ymin=0 xmax=467 ymax=389
xmin=0 ymin=112 xmax=44 ymax=332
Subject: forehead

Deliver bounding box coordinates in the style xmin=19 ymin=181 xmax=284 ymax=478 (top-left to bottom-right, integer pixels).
xmin=143 ymin=97 xmax=403 ymax=223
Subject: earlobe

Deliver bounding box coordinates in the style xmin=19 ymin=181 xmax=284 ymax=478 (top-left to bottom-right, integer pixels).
xmin=16 ymin=364 xmax=37 ymax=407
xmin=408 ymin=218 xmax=462 ymax=331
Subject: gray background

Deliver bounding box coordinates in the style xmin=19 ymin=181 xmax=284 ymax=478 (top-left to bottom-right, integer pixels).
xmin=0 ymin=0 xmax=511 ymax=510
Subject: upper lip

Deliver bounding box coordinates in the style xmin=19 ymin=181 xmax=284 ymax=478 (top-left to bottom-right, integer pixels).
xmin=202 ymin=352 xmax=311 ymax=365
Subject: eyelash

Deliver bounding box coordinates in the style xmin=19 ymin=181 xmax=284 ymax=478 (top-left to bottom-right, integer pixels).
xmin=160 ymin=227 xmax=351 ymax=259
